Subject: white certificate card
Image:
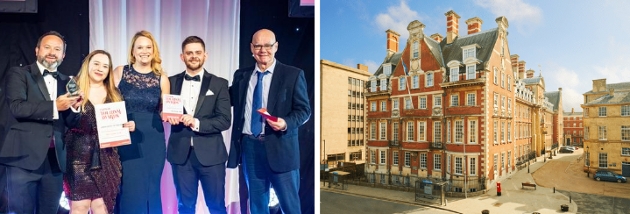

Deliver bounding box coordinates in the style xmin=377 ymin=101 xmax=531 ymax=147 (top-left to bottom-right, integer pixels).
xmin=162 ymin=94 xmax=183 ymax=120
xmin=94 ymin=101 xmax=131 ymax=148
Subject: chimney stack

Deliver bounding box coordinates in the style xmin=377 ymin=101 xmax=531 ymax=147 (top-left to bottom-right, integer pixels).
xmin=519 ymin=61 xmax=526 ymax=79
xmin=526 ymin=69 xmax=535 ymax=78
xmin=357 ymin=64 xmax=368 ymax=72
xmin=430 ymin=33 xmax=443 ymax=43
xmin=571 ymin=108 xmax=574 ymax=114
xmin=386 ymin=29 xmax=400 ymax=58
xmin=466 ymin=17 xmax=483 ymax=35
xmin=445 ymin=10 xmax=460 ymax=44
xmin=592 ymin=79 xmax=607 ymax=92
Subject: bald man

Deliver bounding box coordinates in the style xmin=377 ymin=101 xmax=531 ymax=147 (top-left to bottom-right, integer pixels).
xmin=227 ymin=29 xmax=310 ymax=214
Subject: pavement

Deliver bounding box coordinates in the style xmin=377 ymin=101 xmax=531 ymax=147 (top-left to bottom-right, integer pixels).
xmin=321 ymin=155 xmax=578 ymax=214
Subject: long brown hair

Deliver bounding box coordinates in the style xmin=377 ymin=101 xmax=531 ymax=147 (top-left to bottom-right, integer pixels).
xmin=76 ymin=50 xmax=123 ymax=111
xmin=127 ymin=30 xmax=164 ymax=76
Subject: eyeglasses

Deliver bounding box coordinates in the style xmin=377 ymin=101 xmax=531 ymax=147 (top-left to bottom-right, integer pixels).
xmin=252 ymin=41 xmax=277 ymax=50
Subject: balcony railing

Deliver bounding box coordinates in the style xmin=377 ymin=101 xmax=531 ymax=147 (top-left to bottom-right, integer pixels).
xmin=389 ymin=140 xmax=400 ymax=147
xmin=430 ymin=142 xmax=443 ymax=149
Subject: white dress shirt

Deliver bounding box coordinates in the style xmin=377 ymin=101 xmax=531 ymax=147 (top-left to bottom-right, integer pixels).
xmin=181 ymin=71 xmax=202 ymax=145
xmin=36 ymin=62 xmax=58 ymax=120
xmin=242 ymin=59 xmax=276 ymax=135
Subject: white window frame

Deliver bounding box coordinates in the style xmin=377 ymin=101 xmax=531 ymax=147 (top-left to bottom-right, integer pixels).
xmin=599 ymin=126 xmax=607 ymax=140
xmin=434 ymin=95 xmax=442 ymax=107
xmin=420 ymin=153 xmax=427 ymax=169
xmin=493 ymin=68 xmax=498 ymax=85
xmin=451 ymin=95 xmax=459 ymax=106
xmin=381 ymin=101 xmax=387 ymax=112
xmin=622 ymin=126 xmax=630 ymax=141
xmin=447 ymin=121 xmax=451 ymax=143
xmin=371 ymin=101 xmax=376 ymax=111
xmin=370 ymin=80 xmax=376 ymax=92
xmin=404 ymin=152 xmax=411 ymax=166
xmin=450 ymin=68 xmax=458 ymax=82
xmin=370 ymin=122 xmax=376 ymax=140
xmin=413 ymin=41 xmax=419 ymax=58
xmin=466 ymin=65 xmax=475 ymax=80
xmin=398 ymin=77 xmax=406 ymax=91
xmin=507 ymin=122 xmax=512 ymax=142
xmin=622 ymin=105 xmax=630 ymax=116
xmin=405 ymin=98 xmax=412 ymax=109
xmin=455 ymin=120 xmax=464 ymax=143
xmin=455 ymin=157 xmax=463 ymax=175
xmin=426 ymin=72 xmax=434 ymax=87
xmin=406 ymin=122 xmax=414 ymax=141
xmin=493 ymin=121 xmax=498 ymax=144
xmin=392 ymin=122 xmax=399 ymax=141
xmin=393 ymin=151 xmax=399 ymax=165
xmin=380 ymin=150 xmax=386 ymax=164
xmin=419 ymin=96 xmax=427 ymax=109
xmin=622 ymin=148 xmax=630 ymax=156
xmin=463 ymin=47 xmax=476 ymax=59
xmin=467 ymin=93 xmax=476 ymax=106
xmin=447 ymin=154 xmax=451 ymax=173
xmin=370 ymin=150 xmax=375 ymax=164
xmin=469 ymin=157 xmax=476 ymax=175
xmin=434 ymin=121 xmax=442 ymax=143
xmin=417 ymin=121 xmax=426 ymax=141
xmin=380 ymin=122 xmax=387 ymax=140
xmin=468 ymin=120 xmax=477 ymax=144
xmin=434 ymin=154 xmax=442 ymax=170
xmin=599 ymin=153 xmax=608 ymax=168
xmin=380 ymin=79 xmax=387 ymax=91
xmin=393 ymin=99 xmax=399 ymax=110
xmin=599 ymin=107 xmax=607 ymax=117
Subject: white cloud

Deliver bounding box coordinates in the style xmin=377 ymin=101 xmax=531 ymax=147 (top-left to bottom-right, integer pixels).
xmin=342 ymin=59 xmax=357 ymax=69
xmin=561 ymin=88 xmax=584 ymax=113
xmin=594 ymin=65 xmax=630 ymax=84
xmin=374 ymin=0 xmax=420 ymax=39
xmin=474 ymin=0 xmax=542 ymax=32
xmin=552 ymin=67 xmax=580 ymax=88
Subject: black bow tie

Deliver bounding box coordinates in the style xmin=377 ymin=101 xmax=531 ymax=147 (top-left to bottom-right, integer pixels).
xmin=43 ymin=70 xmax=58 ymax=79
xmin=184 ymin=74 xmax=200 ymax=82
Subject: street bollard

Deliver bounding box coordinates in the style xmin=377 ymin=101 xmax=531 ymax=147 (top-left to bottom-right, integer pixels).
xmin=553 ymin=187 xmax=555 ymax=193
xmin=497 ymin=182 xmax=502 ymax=196
xmin=481 ymin=209 xmax=489 ymax=214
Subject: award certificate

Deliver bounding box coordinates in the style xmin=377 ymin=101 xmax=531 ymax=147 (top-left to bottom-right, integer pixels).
xmin=162 ymin=94 xmax=183 ymax=119
xmin=94 ymin=101 xmax=131 ymax=148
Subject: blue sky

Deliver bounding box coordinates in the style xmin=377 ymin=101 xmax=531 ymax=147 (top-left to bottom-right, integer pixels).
xmin=320 ymin=0 xmax=630 ymax=112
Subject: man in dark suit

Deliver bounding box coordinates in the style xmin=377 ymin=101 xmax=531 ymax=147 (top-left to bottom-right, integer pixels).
xmin=227 ymin=29 xmax=311 ymax=214
xmin=166 ymin=36 xmax=232 ymax=214
xmin=0 ymin=31 xmax=81 ymax=214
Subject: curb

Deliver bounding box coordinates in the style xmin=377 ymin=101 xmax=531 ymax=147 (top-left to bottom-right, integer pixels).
xmin=321 ymin=187 xmax=463 ymax=214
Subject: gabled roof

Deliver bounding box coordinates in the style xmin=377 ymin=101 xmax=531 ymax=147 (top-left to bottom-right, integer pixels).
xmin=425 ymin=36 xmax=445 ymax=68
xmin=522 ymin=76 xmax=543 ymax=85
xmin=373 ymin=52 xmax=402 ymax=77
xmin=584 ymin=82 xmax=630 ymax=94
xmin=586 ymin=91 xmax=630 ymax=105
xmin=563 ymin=111 xmax=583 ymax=117
xmin=441 ymin=28 xmax=499 ymax=75
xmin=544 ymin=91 xmax=561 ymax=112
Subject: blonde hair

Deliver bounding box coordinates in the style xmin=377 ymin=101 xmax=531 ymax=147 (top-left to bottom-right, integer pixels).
xmin=76 ymin=50 xmax=123 ymax=111
xmin=127 ymin=30 xmax=164 ymax=76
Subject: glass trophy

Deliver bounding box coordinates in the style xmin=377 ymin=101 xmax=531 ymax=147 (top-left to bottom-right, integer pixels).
xmin=66 ymin=76 xmax=80 ymax=97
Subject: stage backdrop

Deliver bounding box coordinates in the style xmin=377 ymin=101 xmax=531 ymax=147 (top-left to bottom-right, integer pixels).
xmin=89 ymin=0 xmax=241 ymax=213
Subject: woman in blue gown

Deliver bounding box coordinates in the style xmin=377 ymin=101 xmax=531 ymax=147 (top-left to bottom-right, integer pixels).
xmin=113 ymin=30 xmax=170 ymax=214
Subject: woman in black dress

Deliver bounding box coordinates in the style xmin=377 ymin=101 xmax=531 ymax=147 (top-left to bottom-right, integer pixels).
xmin=64 ymin=50 xmax=136 ymax=213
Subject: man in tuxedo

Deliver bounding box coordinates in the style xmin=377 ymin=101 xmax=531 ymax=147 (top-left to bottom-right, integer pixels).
xmin=166 ymin=36 xmax=231 ymax=214
xmin=227 ymin=29 xmax=311 ymax=214
xmin=0 ymin=31 xmax=81 ymax=214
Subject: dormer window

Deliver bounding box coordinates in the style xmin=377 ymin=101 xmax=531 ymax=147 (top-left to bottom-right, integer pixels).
xmin=370 ymin=80 xmax=376 ymax=92
xmin=380 ymin=79 xmax=387 ymax=91
xmin=450 ymin=68 xmax=458 ymax=82
xmin=463 ymin=47 xmax=476 ymax=59
xmin=413 ymin=41 xmax=419 ymax=59
xmin=466 ymin=65 xmax=476 ymax=80
xmin=383 ymin=63 xmax=392 ymax=76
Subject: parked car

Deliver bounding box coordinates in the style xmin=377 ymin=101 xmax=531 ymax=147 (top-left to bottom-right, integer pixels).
xmin=569 ymin=146 xmax=579 ymax=150
xmin=559 ymin=147 xmax=574 ymax=153
xmin=594 ymin=170 xmax=627 ymax=183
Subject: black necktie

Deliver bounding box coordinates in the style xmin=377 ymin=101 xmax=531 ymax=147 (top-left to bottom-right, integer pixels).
xmin=184 ymin=74 xmax=200 ymax=82
xmin=43 ymin=70 xmax=58 ymax=79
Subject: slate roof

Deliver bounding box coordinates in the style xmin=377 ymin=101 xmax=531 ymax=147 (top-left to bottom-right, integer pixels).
xmin=563 ymin=111 xmax=583 ymax=117
xmin=522 ymin=77 xmax=543 ymax=85
xmin=373 ymin=52 xmax=402 ymax=77
xmin=584 ymin=82 xmax=630 ymax=94
xmin=441 ymin=28 xmax=499 ymax=75
xmin=544 ymin=91 xmax=561 ymax=112
xmin=586 ymin=91 xmax=630 ymax=105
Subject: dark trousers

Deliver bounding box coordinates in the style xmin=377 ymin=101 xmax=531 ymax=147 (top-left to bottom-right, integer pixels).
xmin=171 ymin=147 xmax=227 ymax=214
xmin=4 ymin=148 xmax=62 ymax=214
xmin=242 ymin=135 xmax=301 ymax=214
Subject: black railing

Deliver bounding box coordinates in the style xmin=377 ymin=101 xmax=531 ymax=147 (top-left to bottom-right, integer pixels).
xmin=389 ymin=140 xmax=400 ymax=147
xmin=429 ymin=142 xmax=443 ymax=150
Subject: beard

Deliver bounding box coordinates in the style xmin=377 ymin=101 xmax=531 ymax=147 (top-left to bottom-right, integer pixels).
xmin=185 ymin=58 xmax=204 ymax=71
xmin=38 ymin=54 xmax=63 ymax=70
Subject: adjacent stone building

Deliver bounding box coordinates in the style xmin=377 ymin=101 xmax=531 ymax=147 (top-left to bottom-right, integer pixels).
xmin=320 ymin=60 xmax=372 ymax=168
xmin=582 ymin=79 xmax=630 ymax=176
